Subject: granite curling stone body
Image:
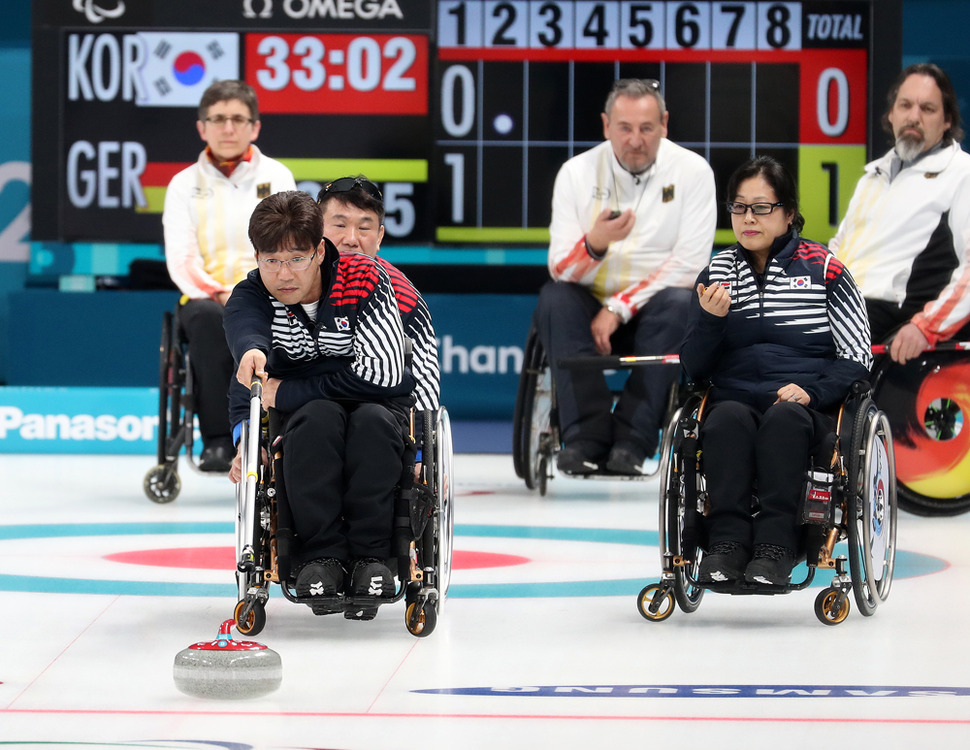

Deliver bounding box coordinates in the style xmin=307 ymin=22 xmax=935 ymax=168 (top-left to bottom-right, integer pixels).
xmin=173 ymin=619 xmax=282 ymax=699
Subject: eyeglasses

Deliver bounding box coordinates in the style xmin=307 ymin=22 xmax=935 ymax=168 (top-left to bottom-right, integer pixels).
xmin=725 ymin=201 xmax=786 ymax=216
xmin=318 ymin=176 xmax=383 ymax=202
xmin=257 ymin=251 xmax=317 ymax=273
xmin=204 ymin=115 xmax=254 ymax=128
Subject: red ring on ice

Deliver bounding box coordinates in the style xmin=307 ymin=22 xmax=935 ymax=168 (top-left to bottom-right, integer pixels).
xmin=104 ymin=547 xmax=529 ymax=571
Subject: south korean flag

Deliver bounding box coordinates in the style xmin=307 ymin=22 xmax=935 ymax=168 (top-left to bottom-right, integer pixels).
xmin=134 ymin=32 xmax=240 ymax=107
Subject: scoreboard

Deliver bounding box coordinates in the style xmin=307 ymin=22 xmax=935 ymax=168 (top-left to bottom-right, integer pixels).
xmin=32 ymin=0 xmax=900 ymax=250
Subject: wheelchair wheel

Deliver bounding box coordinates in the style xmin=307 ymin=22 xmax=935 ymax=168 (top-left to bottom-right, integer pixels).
xmin=234 ymin=598 xmax=266 ymax=637
xmin=814 ymin=587 xmax=851 ymax=626
xmin=143 ymin=464 xmax=180 ymax=503
xmin=433 ymin=406 xmax=455 ymax=607
xmin=405 ymin=407 xmax=452 ymax=638
xmin=512 ymin=325 xmax=538 ymax=480
xmin=658 ymin=402 xmax=704 ymax=613
xmin=235 ymin=414 xmax=269 ymax=604
xmin=536 ymin=456 xmax=549 ymax=496
xmin=144 ymin=311 xmax=184 ymax=502
xmin=846 ymin=399 xmax=897 ymax=616
xmin=156 ymin=310 xmax=174 ymax=467
xmin=159 ymin=310 xmax=188 ymax=463
xmin=871 ymin=352 xmax=970 ymax=515
xmin=405 ymin=600 xmax=437 ymax=637
xmin=512 ymin=326 xmax=556 ymax=491
xmin=637 ymin=584 xmax=675 ymax=622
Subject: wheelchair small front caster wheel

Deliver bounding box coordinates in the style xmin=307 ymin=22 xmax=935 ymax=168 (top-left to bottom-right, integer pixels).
xmin=814 ymin=587 xmax=851 ymax=626
xmin=637 ymin=583 xmax=675 ymax=622
xmin=234 ymin=599 xmax=266 ymax=637
xmin=537 ymin=456 xmax=549 ymax=496
xmin=405 ymin=601 xmax=437 ymax=637
xmin=143 ymin=465 xmax=180 ymax=503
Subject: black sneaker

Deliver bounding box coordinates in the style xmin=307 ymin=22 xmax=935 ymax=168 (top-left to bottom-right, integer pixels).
xmin=744 ymin=544 xmax=795 ymax=585
xmin=345 ymin=558 xmax=394 ymax=621
xmin=556 ymin=444 xmax=603 ymax=475
xmin=296 ymin=558 xmax=345 ymax=599
xmin=199 ymin=440 xmax=234 ymax=473
xmin=697 ymin=541 xmax=749 ymax=583
xmin=606 ymin=442 xmax=648 ymax=474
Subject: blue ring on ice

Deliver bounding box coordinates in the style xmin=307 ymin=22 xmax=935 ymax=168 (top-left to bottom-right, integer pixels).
xmin=0 ymin=522 xmax=945 ymax=597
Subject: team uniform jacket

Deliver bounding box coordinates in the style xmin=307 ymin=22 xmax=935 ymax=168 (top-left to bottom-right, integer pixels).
xmin=548 ymin=138 xmax=717 ymax=322
xmin=829 ymin=142 xmax=970 ymax=343
xmin=163 ymin=145 xmax=296 ymax=300
xmin=373 ymin=256 xmax=440 ymax=412
xmin=681 ymin=233 xmax=872 ymax=412
xmin=224 ymin=239 xmax=414 ymax=430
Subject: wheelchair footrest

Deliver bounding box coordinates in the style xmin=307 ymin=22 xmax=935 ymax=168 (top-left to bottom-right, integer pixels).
xmin=280 ymin=579 xmax=404 ymax=620
xmin=699 ymin=569 xmax=816 ymax=596
xmin=702 ymin=580 xmax=796 ymax=596
xmin=299 ymin=594 xmax=397 ymax=618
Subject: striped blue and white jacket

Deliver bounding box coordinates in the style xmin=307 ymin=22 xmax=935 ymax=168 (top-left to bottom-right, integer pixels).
xmin=224 ymin=238 xmax=415 ymax=430
xmin=681 ymin=232 xmax=871 ymax=412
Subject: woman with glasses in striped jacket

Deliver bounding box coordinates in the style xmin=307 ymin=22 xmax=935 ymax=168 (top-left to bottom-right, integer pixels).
xmin=681 ymin=156 xmax=872 ymax=587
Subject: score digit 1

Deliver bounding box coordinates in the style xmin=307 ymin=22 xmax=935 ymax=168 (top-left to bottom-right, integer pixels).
xmin=797 ymin=145 xmax=867 ymax=239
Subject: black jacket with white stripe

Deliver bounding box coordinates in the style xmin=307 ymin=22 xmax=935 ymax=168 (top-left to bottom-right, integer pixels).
xmin=224 ymin=238 xmax=415 ymax=431
xmin=681 ymin=232 xmax=872 ymax=412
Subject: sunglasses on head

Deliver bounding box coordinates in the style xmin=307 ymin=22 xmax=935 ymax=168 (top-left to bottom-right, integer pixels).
xmin=318 ymin=176 xmax=383 ymax=202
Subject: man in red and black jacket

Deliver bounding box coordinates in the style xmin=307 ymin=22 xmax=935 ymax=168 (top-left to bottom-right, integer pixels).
xmin=224 ymin=190 xmax=414 ymax=621
xmin=317 ymin=175 xmax=439 ymax=416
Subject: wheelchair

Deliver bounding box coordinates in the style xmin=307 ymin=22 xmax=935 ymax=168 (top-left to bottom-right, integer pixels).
xmin=870 ymin=341 xmax=970 ymax=516
xmin=143 ymin=305 xmax=196 ymax=503
xmin=637 ymin=381 xmax=897 ymax=626
xmin=231 ymin=381 xmax=455 ymax=638
xmin=512 ymin=323 xmax=681 ymax=495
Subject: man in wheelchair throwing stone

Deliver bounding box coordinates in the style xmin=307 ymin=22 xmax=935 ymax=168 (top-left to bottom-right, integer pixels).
xmin=225 ymin=190 xmax=414 ymax=620
xmin=682 ymin=156 xmax=872 ymax=586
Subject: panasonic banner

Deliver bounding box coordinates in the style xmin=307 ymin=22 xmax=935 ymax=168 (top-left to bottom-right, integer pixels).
xmin=0 ymin=387 xmax=159 ymax=454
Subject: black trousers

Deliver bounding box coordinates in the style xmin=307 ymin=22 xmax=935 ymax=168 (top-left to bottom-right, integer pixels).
xmin=700 ymin=400 xmax=831 ymax=552
xmin=533 ymin=281 xmax=689 ymax=456
xmin=178 ymin=299 xmax=233 ymax=444
xmin=281 ymin=399 xmax=405 ymax=564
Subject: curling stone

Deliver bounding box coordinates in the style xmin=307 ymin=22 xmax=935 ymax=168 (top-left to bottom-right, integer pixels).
xmin=173 ymin=618 xmax=282 ymax=699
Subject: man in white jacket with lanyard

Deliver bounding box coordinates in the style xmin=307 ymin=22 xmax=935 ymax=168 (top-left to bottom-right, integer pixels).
xmin=830 ymin=63 xmax=970 ymax=365
xmin=163 ymin=80 xmax=296 ymax=471
xmin=535 ymin=78 xmax=716 ymax=476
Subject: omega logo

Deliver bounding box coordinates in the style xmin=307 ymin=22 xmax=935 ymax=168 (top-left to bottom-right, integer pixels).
xmin=243 ymin=0 xmax=273 ymax=19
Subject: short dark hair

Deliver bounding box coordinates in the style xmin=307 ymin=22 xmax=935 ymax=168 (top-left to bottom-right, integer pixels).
xmin=881 ymin=63 xmax=964 ymax=145
xmin=198 ymin=79 xmax=259 ymax=122
xmin=248 ymin=191 xmax=322 ymax=256
xmin=726 ymin=155 xmax=805 ymax=234
xmin=604 ymin=78 xmax=666 ymax=118
xmin=317 ymin=175 xmax=385 ymax=225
